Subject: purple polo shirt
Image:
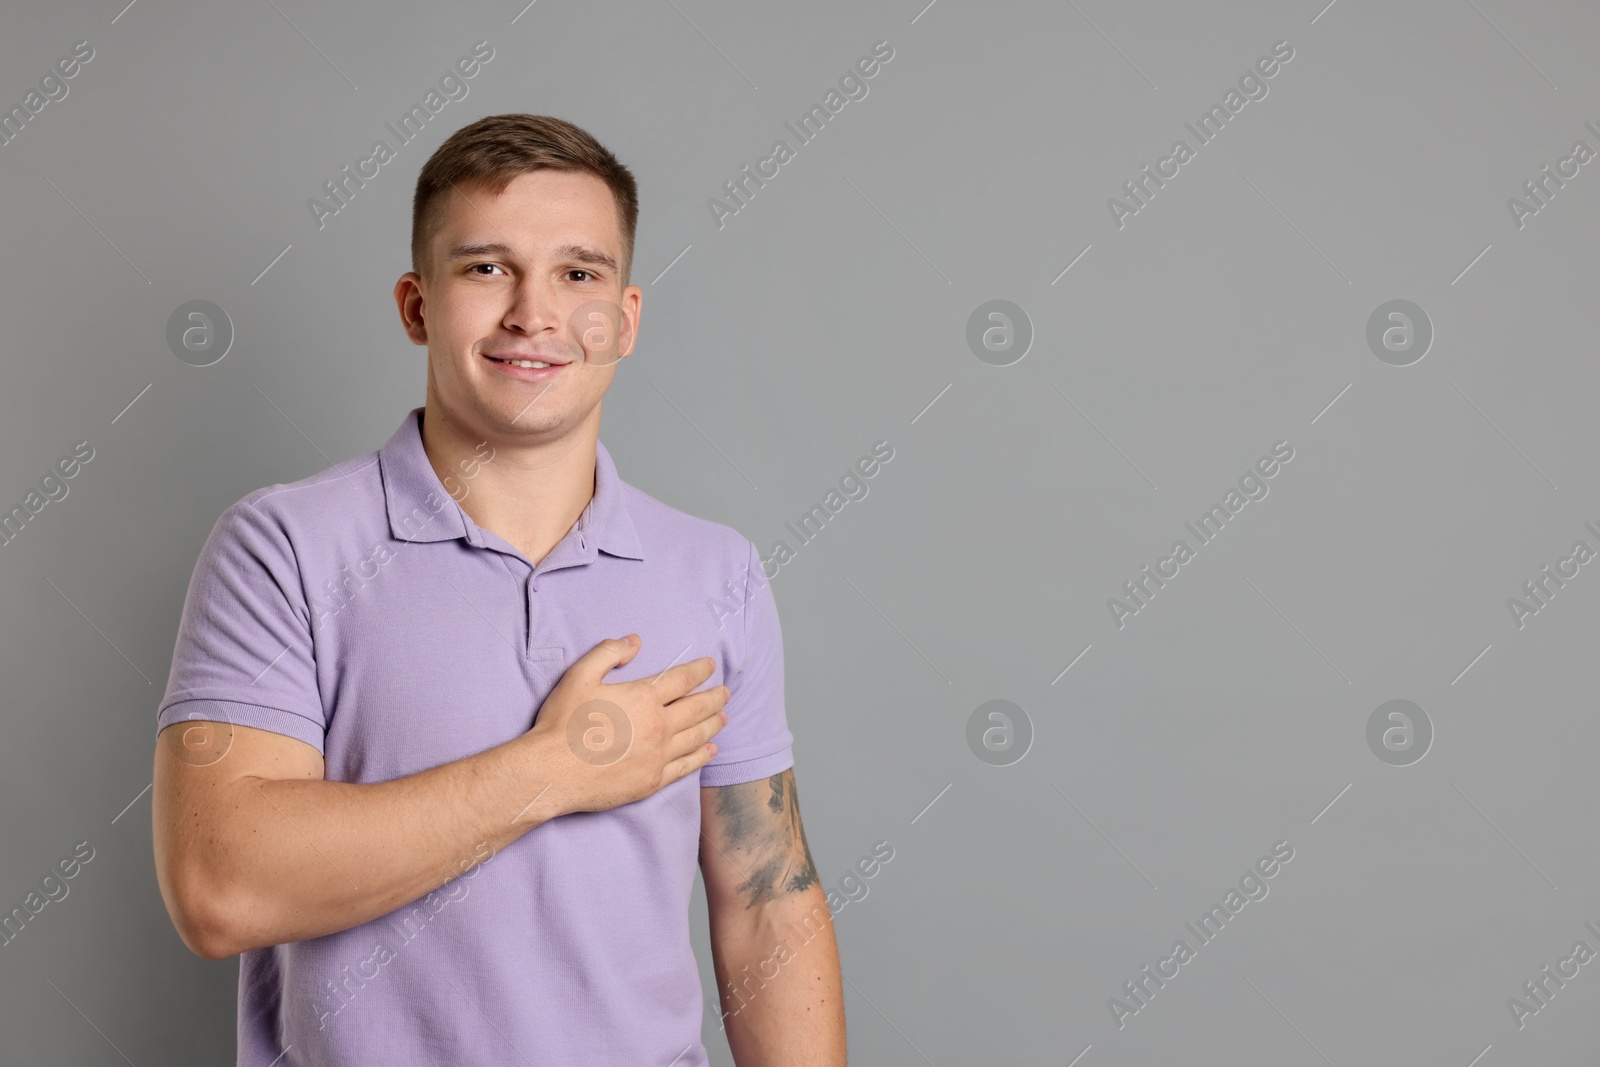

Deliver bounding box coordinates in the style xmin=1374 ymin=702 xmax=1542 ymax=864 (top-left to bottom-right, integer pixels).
xmin=156 ymin=406 xmax=794 ymax=1066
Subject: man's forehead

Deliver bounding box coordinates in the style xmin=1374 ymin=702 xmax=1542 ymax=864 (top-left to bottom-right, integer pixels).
xmin=436 ymin=175 xmax=621 ymax=262
xmin=448 ymin=171 xmax=616 ymax=221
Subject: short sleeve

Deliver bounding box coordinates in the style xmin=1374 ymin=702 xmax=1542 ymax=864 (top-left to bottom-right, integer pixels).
xmin=700 ymin=539 xmax=795 ymax=786
xmin=156 ymin=498 xmax=327 ymax=754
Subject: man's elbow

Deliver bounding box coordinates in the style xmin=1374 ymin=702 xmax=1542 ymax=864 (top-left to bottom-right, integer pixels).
xmin=180 ymin=920 xmax=239 ymax=962
xmin=160 ymin=866 xmax=249 ymax=961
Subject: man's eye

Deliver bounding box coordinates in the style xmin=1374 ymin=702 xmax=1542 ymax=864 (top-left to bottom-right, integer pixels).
xmin=470 ymin=264 xmax=504 ymax=276
xmin=569 ymin=270 xmax=593 ymax=282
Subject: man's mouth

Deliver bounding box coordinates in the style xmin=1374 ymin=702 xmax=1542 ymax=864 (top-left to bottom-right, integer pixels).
xmin=481 ymin=351 xmax=573 ymax=382
xmin=484 ymin=354 xmax=569 ymax=369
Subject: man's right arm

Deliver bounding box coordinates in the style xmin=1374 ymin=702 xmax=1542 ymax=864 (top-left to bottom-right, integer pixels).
xmin=152 ymin=637 xmax=727 ymax=960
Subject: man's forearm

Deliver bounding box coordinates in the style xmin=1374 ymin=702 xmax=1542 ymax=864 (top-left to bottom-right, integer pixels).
xmin=711 ymin=886 xmax=847 ymax=1065
xmin=156 ymin=729 xmax=567 ymax=958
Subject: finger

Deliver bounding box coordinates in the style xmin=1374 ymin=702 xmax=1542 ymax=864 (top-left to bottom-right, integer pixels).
xmin=646 ymin=655 xmax=717 ymax=704
xmin=563 ymin=636 xmax=639 ymax=688
xmin=662 ymin=684 xmax=728 ymax=732
xmin=667 ymin=705 xmax=726 ymax=759
xmin=660 ymin=742 xmax=717 ymax=787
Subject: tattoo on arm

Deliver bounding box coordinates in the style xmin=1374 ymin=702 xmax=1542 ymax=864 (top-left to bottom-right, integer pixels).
xmin=709 ymin=768 xmax=819 ymax=909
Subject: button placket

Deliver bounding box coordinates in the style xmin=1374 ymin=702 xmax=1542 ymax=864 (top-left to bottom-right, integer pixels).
xmin=524 ymin=570 xmax=538 ymax=658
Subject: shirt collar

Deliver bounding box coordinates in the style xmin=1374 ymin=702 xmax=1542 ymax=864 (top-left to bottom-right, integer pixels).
xmin=378 ymin=406 xmax=645 ymax=561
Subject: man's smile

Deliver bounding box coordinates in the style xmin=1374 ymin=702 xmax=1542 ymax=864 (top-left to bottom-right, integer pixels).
xmin=482 ymin=350 xmax=571 ymax=381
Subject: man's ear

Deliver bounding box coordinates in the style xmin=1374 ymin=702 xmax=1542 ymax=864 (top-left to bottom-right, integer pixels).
xmin=616 ymin=285 xmax=643 ymax=360
xmin=394 ymin=272 xmax=429 ymax=346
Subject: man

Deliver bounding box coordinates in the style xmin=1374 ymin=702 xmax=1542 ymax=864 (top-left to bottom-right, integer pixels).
xmin=151 ymin=113 xmax=846 ymax=1065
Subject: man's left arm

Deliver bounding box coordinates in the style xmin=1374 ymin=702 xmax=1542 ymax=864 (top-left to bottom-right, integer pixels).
xmin=701 ymin=768 xmax=847 ymax=1065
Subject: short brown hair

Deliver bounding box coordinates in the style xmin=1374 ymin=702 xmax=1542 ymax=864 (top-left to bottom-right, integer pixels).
xmin=411 ymin=114 xmax=640 ymax=285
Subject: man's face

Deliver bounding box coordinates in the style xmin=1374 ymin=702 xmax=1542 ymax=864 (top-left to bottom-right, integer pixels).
xmin=396 ymin=169 xmax=641 ymax=442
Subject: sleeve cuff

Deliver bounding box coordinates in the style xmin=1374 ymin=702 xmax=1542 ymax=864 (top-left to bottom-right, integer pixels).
xmin=698 ymin=746 xmax=795 ymax=787
xmin=156 ymin=697 xmax=326 ymax=755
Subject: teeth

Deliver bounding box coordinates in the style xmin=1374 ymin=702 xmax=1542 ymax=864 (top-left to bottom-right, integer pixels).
xmin=502 ymin=359 xmax=553 ymax=369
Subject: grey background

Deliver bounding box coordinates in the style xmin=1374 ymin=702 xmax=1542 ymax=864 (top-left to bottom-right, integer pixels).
xmin=0 ymin=0 xmax=1594 ymax=1063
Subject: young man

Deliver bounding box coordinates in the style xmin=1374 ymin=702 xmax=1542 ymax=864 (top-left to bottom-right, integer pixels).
xmin=151 ymin=114 xmax=846 ymax=1065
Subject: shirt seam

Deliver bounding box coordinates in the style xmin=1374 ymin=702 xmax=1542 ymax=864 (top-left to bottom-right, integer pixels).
xmin=249 ymin=454 xmax=380 ymax=506
xmin=158 ymin=695 xmax=325 ymax=728
xmin=702 ymin=748 xmax=792 ymax=770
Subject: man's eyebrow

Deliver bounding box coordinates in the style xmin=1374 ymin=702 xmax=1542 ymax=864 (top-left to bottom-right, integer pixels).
xmin=444 ymin=241 xmax=516 ymax=262
xmin=554 ymin=244 xmax=618 ymax=271
xmin=443 ymin=241 xmax=617 ymax=272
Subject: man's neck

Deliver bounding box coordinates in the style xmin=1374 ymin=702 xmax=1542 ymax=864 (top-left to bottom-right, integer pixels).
xmin=419 ymin=402 xmax=598 ymax=567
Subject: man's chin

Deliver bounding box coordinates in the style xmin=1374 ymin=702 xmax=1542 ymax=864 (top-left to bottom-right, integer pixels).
xmin=479 ymin=392 xmax=595 ymax=440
